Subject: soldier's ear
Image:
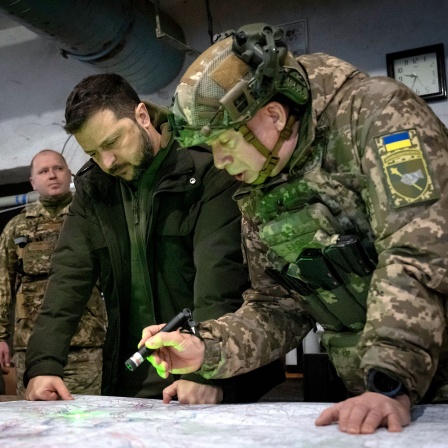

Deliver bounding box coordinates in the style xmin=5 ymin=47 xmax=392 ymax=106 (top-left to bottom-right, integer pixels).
xmin=30 ymin=176 xmax=36 ymax=190
xmin=135 ymin=102 xmax=151 ymax=129
xmin=262 ymin=102 xmax=288 ymax=132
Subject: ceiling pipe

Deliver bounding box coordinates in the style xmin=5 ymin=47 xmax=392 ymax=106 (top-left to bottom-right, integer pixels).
xmin=0 ymin=0 xmax=187 ymax=94
xmin=0 ymin=184 xmax=76 ymax=209
xmin=0 ymin=190 xmax=39 ymax=209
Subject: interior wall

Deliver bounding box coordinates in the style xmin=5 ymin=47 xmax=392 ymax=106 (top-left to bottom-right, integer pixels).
xmin=169 ymin=0 xmax=448 ymax=122
xmin=0 ymin=0 xmax=446 ymax=186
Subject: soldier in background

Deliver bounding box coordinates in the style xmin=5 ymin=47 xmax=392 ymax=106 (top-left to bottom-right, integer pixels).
xmin=0 ymin=149 xmax=106 ymax=396
xmin=140 ymin=23 xmax=448 ymax=434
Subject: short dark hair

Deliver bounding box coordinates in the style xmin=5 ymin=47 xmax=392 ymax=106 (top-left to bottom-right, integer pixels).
xmin=64 ymin=73 xmax=141 ymax=134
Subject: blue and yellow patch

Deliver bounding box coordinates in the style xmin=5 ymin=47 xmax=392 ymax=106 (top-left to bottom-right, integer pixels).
xmin=375 ymin=129 xmax=439 ymax=208
xmin=383 ymin=131 xmax=412 ymax=151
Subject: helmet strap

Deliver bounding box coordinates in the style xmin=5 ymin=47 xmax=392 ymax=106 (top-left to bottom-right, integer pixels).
xmin=237 ymin=115 xmax=296 ymax=185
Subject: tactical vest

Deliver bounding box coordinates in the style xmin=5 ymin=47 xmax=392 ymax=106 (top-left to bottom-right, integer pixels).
xmin=13 ymin=214 xmax=64 ymax=349
xmin=239 ymin=153 xmax=378 ymax=394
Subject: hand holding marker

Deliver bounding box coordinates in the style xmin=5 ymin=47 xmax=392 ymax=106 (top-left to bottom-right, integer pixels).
xmin=125 ymin=308 xmax=195 ymax=371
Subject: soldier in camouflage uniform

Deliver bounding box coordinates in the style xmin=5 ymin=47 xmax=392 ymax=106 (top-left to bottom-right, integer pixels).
xmin=0 ymin=149 xmax=106 ymax=396
xmin=140 ymin=24 xmax=448 ymax=434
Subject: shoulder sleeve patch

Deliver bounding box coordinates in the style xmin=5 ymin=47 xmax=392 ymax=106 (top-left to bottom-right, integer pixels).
xmin=374 ymin=129 xmax=439 ymax=209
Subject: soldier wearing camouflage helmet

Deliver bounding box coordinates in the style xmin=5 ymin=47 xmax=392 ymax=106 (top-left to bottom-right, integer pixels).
xmin=0 ymin=149 xmax=107 ymax=396
xmin=141 ymin=23 xmax=448 ymax=434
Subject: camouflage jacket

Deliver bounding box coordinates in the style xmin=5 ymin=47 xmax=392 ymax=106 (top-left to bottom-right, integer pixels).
xmin=198 ymin=53 xmax=448 ymax=404
xmin=0 ymin=198 xmax=106 ymax=350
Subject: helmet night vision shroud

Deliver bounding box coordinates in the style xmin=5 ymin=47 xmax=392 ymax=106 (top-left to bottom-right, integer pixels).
xmin=169 ymin=23 xmax=310 ymax=184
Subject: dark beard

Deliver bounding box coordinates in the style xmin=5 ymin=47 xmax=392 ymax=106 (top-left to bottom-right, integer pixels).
xmin=130 ymin=126 xmax=154 ymax=181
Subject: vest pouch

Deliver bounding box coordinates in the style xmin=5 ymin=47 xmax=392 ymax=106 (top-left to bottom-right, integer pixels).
xmin=288 ymin=252 xmax=366 ymax=331
xmin=259 ymin=202 xmax=343 ymax=263
xmin=22 ymin=240 xmax=55 ymax=276
xmin=300 ymin=291 xmax=345 ymax=332
xmin=316 ymin=288 xmax=365 ymax=331
xmin=332 ymin=271 xmax=371 ymax=310
xmin=323 ymin=234 xmax=376 ymax=309
xmin=320 ymin=331 xmax=365 ymax=395
xmin=265 ymin=266 xmax=345 ymax=332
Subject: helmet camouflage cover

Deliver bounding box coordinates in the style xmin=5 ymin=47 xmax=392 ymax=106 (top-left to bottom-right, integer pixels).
xmin=170 ymin=23 xmax=310 ymax=147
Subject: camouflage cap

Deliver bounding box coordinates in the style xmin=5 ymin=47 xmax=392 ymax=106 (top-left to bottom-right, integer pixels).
xmin=170 ymin=24 xmax=310 ymax=148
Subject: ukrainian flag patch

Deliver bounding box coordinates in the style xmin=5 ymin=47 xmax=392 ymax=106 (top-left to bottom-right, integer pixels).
xmin=383 ymin=131 xmax=412 ymax=151
xmin=375 ymin=129 xmax=439 ymax=208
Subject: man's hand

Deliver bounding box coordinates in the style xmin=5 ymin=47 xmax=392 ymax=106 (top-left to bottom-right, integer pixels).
xmin=25 ymin=376 xmax=74 ymax=401
xmin=315 ymin=391 xmax=411 ymax=434
xmin=139 ymin=324 xmax=206 ymax=378
xmin=0 ymin=341 xmax=11 ymax=372
xmin=162 ymin=379 xmax=223 ymax=404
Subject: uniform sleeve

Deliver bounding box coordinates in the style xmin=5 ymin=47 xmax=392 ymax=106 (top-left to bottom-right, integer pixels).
xmin=24 ymin=192 xmax=100 ymax=383
xmin=197 ymin=213 xmax=313 ymax=380
xmin=352 ymin=77 xmax=448 ymax=403
xmin=0 ymin=217 xmax=19 ymax=341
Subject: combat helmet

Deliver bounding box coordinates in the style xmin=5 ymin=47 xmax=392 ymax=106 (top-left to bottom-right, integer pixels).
xmin=170 ymin=23 xmax=310 ymax=184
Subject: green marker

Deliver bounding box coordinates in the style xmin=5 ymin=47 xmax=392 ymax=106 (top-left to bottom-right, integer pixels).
xmin=125 ymin=308 xmax=193 ymax=371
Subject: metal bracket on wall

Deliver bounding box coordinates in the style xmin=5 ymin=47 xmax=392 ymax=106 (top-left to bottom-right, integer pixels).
xmin=153 ymin=0 xmax=201 ymax=56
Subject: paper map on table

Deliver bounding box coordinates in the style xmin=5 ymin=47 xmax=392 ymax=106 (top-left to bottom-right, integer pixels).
xmin=1 ymin=396 xmax=447 ymax=447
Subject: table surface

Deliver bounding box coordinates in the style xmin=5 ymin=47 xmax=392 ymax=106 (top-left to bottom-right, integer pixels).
xmin=1 ymin=395 xmax=447 ymax=447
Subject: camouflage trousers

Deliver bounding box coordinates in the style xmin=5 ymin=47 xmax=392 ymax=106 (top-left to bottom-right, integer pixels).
xmin=14 ymin=347 xmax=103 ymax=397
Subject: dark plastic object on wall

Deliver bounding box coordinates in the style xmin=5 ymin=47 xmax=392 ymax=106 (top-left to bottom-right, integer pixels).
xmin=0 ymin=0 xmax=186 ymax=94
